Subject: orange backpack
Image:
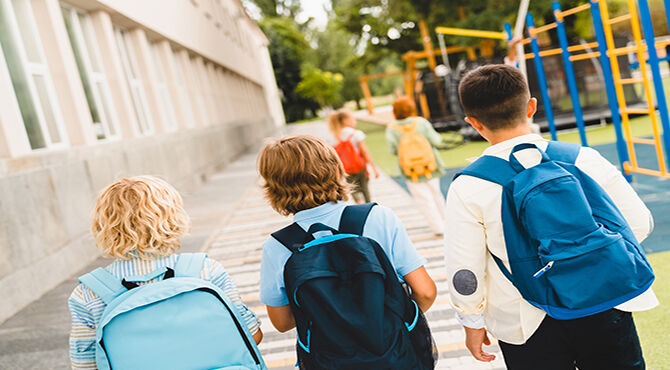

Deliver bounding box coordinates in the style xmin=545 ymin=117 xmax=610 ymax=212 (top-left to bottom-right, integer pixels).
xmin=334 ymin=132 xmax=366 ymax=174
xmin=389 ymin=118 xmax=437 ymax=183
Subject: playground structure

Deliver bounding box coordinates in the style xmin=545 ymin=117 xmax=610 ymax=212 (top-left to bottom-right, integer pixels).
xmin=360 ymin=0 xmax=670 ymax=181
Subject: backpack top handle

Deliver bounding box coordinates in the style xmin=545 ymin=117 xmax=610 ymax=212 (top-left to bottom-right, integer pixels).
xmin=508 ymin=143 xmax=552 ymax=173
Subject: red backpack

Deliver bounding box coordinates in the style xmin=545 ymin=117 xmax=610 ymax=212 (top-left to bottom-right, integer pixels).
xmin=334 ymin=133 xmax=366 ymax=174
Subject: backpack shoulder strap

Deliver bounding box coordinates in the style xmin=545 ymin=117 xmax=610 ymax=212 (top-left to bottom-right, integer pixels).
xmin=78 ymin=268 xmax=126 ymax=304
xmin=271 ymin=223 xmax=310 ymax=253
xmin=453 ymin=155 xmax=517 ymax=185
xmin=545 ymin=140 xmax=581 ymax=164
xmin=174 ymin=253 xmax=207 ymax=278
xmin=409 ymin=117 xmax=420 ymax=131
xmin=339 ymin=203 xmax=377 ymax=235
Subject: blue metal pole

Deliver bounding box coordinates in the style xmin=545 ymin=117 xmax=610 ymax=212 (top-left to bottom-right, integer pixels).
xmin=589 ymin=0 xmax=632 ymax=181
xmin=637 ymin=0 xmax=670 ymax=170
xmin=527 ymin=13 xmax=558 ymax=141
xmin=504 ymin=23 xmax=513 ymax=41
xmin=553 ymin=1 xmax=588 ymax=146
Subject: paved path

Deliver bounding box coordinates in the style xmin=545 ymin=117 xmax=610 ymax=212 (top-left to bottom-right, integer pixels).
xmin=205 ymin=122 xmax=505 ymax=369
xmin=0 ymin=121 xmax=505 ymax=369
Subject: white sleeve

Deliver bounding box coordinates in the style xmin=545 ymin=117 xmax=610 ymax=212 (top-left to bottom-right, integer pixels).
xmin=354 ymin=129 xmax=366 ymax=143
xmin=444 ymin=181 xmax=489 ymax=317
xmin=576 ymin=147 xmax=653 ymax=243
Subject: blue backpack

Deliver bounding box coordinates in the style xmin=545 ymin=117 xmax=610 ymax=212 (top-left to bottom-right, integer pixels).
xmin=454 ymin=141 xmax=654 ymax=320
xmin=271 ymin=203 xmax=436 ymax=369
xmin=79 ymin=253 xmax=266 ymax=370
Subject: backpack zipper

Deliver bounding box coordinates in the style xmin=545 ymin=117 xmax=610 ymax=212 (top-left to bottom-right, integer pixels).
xmin=533 ymin=261 xmax=554 ymax=278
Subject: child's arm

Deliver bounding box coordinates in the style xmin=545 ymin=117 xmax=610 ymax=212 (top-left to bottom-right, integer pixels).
xmin=266 ymin=304 xmax=296 ymax=332
xmin=358 ymin=140 xmax=380 ymax=178
xmin=207 ymin=259 xmax=263 ymax=343
xmin=420 ymin=118 xmax=443 ymax=147
xmin=403 ymin=266 xmax=437 ymax=312
xmin=68 ymin=288 xmax=98 ymax=369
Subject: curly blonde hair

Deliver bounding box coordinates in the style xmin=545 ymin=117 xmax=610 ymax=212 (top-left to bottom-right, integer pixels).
xmin=258 ymin=135 xmax=349 ymax=216
xmin=91 ymin=176 xmax=191 ymax=260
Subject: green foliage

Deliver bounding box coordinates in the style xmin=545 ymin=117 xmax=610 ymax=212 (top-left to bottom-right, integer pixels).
xmin=296 ymin=65 xmax=344 ymax=108
xmin=259 ymin=17 xmax=319 ymax=122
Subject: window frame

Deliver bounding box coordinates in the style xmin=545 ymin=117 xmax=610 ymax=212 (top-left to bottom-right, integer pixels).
xmin=169 ymin=48 xmax=196 ymax=128
xmin=113 ymin=26 xmax=154 ymax=135
xmin=1 ymin=0 xmax=69 ymax=150
xmin=61 ymin=3 xmax=120 ymax=141
xmin=149 ymin=42 xmax=177 ymax=132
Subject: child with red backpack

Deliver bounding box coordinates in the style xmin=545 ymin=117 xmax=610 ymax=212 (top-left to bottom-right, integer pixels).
xmin=329 ymin=110 xmax=379 ymax=203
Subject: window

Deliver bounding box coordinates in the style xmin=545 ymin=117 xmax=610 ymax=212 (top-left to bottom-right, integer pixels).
xmin=149 ymin=43 xmax=177 ymax=131
xmin=0 ymin=0 xmax=67 ymax=149
xmin=114 ymin=27 xmax=153 ymax=135
xmin=169 ymin=48 xmax=195 ymax=128
xmin=188 ymin=56 xmax=209 ymax=125
xmin=61 ymin=4 xmax=119 ymax=140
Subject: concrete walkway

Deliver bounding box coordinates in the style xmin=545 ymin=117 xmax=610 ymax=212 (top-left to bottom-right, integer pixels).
xmin=0 ymin=121 xmax=505 ymax=369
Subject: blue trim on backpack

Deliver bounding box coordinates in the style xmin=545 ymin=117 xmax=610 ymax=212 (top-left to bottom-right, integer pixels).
xmin=298 ymin=234 xmax=359 ymax=251
xmin=405 ymin=300 xmax=419 ymax=332
xmin=298 ymin=325 xmax=311 ymax=353
xmin=528 ymin=280 xmax=654 ymax=320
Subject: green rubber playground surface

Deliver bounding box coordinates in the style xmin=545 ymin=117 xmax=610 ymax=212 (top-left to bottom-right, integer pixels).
xmin=358 ymin=115 xmax=670 ymax=367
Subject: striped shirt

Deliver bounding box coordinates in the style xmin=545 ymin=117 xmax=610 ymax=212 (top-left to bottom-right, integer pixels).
xmin=68 ymin=255 xmax=260 ymax=369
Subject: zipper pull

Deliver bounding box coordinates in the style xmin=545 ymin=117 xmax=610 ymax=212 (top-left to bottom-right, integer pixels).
xmin=533 ymin=261 xmax=554 ymax=278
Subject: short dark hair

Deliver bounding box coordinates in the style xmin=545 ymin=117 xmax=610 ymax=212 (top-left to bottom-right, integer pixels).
xmin=458 ymin=64 xmax=530 ymax=131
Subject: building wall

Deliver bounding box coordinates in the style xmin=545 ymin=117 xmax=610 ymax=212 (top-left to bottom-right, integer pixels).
xmin=0 ymin=0 xmax=284 ymax=323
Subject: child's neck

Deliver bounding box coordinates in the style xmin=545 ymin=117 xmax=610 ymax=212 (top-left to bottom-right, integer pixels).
xmin=487 ymin=124 xmax=533 ymax=146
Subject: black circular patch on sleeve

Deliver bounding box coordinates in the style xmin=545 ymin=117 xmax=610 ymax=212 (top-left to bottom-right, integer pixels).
xmin=453 ymin=269 xmax=478 ymax=296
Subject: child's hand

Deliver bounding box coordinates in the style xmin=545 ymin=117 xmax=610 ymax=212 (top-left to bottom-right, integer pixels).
xmin=373 ymin=168 xmax=380 ymax=178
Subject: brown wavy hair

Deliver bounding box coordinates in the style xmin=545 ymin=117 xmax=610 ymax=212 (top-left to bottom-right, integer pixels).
xmin=258 ymin=135 xmax=349 ymax=216
xmin=91 ymin=176 xmax=191 ymax=260
xmin=392 ymin=96 xmax=418 ymax=120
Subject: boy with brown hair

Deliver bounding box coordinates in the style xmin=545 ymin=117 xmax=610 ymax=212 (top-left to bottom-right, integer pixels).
xmin=445 ymin=64 xmax=657 ymax=369
xmin=258 ymin=134 xmax=437 ymax=368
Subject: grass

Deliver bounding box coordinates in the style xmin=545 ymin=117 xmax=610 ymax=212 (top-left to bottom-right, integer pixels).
xmin=634 ymin=250 xmax=670 ymax=369
xmin=358 ymin=113 xmax=660 ymax=174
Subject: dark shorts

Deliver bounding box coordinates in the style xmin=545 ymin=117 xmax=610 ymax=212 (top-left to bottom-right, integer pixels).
xmin=499 ymin=309 xmax=645 ymax=370
xmin=346 ymin=170 xmax=370 ymax=203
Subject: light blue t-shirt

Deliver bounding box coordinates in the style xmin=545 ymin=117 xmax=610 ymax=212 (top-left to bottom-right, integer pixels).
xmin=259 ymin=201 xmax=427 ymax=307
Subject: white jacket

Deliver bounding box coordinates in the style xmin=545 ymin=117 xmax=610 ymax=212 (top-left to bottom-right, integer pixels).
xmin=444 ymin=134 xmax=658 ymax=344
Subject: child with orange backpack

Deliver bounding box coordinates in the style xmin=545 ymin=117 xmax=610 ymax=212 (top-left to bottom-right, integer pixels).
xmin=329 ymin=110 xmax=379 ymax=203
xmin=386 ymin=97 xmax=447 ymax=235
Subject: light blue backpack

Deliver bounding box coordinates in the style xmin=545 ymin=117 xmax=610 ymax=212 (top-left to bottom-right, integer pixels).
xmin=454 ymin=141 xmax=654 ymax=320
xmin=79 ymin=253 xmax=266 ymax=370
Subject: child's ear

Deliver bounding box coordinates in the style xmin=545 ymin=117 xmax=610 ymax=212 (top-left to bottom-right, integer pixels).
xmin=465 ymin=117 xmax=484 ymax=132
xmin=527 ymin=98 xmax=538 ymax=118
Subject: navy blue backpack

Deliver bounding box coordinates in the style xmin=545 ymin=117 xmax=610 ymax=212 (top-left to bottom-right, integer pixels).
xmin=454 ymin=141 xmax=654 ymax=320
xmin=271 ymin=203 xmax=436 ymax=369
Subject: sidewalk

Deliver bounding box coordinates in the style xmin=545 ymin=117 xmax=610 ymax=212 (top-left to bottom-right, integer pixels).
xmin=0 ymin=121 xmax=504 ymax=369
xmin=0 ymin=152 xmax=261 ymax=369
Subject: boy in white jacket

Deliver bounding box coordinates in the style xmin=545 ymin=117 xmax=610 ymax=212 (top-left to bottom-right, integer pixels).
xmin=444 ymin=64 xmax=657 ymax=370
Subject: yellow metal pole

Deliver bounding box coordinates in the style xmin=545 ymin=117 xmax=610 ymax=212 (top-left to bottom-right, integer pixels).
xmin=434 ymin=27 xmax=506 ymax=39
xmin=625 ymin=0 xmax=667 ymax=175
xmin=359 ymin=77 xmax=374 ymax=115
xmin=419 ymin=18 xmax=437 ymax=71
xmin=599 ymin=0 xmax=638 ymax=170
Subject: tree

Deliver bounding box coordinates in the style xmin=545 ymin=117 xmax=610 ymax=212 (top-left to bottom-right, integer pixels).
xmin=296 ymin=65 xmax=344 ymax=109
xmin=259 ymin=17 xmax=319 ymax=121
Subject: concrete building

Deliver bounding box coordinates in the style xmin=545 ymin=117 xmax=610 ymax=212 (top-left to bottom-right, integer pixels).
xmin=0 ymin=0 xmax=284 ymax=323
